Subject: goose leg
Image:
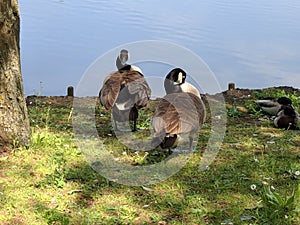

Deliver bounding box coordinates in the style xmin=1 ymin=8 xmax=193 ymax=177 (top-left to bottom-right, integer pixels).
xmin=188 ymin=132 xmax=196 ymax=152
xmin=189 ymin=136 xmax=193 ymax=151
xmin=131 ymin=119 xmax=137 ymax=132
xmin=130 ymin=107 xmax=138 ymax=132
xmin=113 ymin=120 xmax=119 ymax=132
xmin=112 ymin=109 xmax=121 ymax=132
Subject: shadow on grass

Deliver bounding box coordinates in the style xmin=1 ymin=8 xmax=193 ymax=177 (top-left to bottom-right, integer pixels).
xmin=31 ymin=127 xmax=299 ymax=224
xmin=34 ymin=202 xmax=70 ymax=225
xmin=24 ymin=92 xmax=300 ymax=224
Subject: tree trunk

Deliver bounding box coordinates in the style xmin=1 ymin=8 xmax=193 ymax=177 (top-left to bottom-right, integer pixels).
xmin=0 ymin=0 xmax=30 ymax=147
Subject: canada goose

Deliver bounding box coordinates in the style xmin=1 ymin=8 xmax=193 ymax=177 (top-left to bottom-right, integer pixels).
xmin=274 ymin=104 xmax=300 ymax=129
xmin=151 ymin=68 xmax=206 ymax=152
xmin=115 ymin=49 xmax=143 ymax=74
xmin=99 ymin=51 xmax=151 ymax=132
xmin=164 ymin=68 xmax=201 ymax=99
xmin=116 ymin=49 xmax=129 ymax=70
xmin=256 ymin=96 xmax=292 ymax=115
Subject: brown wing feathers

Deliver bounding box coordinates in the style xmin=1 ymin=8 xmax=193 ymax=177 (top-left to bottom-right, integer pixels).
xmin=151 ymin=68 xmax=206 ymax=150
xmin=123 ymin=71 xmax=151 ymax=108
xmin=99 ymin=70 xmax=151 ymax=133
xmin=153 ymin=93 xmax=204 ymax=137
xmin=99 ymin=71 xmax=150 ymax=109
xmin=99 ymin=72 xmax=122 ymax=110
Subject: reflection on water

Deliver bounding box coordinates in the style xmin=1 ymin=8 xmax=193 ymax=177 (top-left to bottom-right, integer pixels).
xmin=19 ymin=0 xmax=300 ymax=95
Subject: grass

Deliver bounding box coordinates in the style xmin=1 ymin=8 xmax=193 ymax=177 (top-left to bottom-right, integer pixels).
xmin=0 ymin=88 xmax=299 ymax=225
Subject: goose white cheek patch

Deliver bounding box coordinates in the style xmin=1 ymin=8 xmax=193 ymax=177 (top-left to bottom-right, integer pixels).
xmin=177 ymin=72 xmax=183 ymax=84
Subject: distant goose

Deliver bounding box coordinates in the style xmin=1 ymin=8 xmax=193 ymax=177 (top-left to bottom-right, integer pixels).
xmin=256 ymin=96 xmax=292 ymax=116
xmin=116 ymin=49 xmax=129 ymax=70
xmin=115 ymin=49 xmax=143 ymax=74
xmin=151 ymin=68 xmax=206 ymax=152
xmin=99 ymin=50 xmax=151 ymax=132
xmin=274 ymin=104 xmax=300 ymax=129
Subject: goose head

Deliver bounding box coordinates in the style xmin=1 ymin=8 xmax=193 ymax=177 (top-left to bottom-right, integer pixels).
xmin=166 ymin=68 xmax=187 ymax=84
xmin=277 ymin=96 xmax=292 ymax=105
xmin=164 ymin=68 xmax=187 ymax=94
xmin=116 ymin=49 xmax=129 ymax=70
xmin=115 ymin=49 xmax=143 ymax=74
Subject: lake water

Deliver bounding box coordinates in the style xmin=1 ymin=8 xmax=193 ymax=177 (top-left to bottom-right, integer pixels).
xmin=19 ymin=0 xmax=300 ymax=96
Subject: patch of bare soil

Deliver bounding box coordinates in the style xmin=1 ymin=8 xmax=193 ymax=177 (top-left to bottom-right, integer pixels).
xmin=25 ymin=86 xmax=300 ymax=108
xmin=26 ymin=96 xmax=75 ymax=107
xmin=221 ymin=86 xmax=300 ymax=105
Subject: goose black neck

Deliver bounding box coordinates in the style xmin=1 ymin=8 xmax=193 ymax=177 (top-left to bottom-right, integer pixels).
xmin=164 ymin=78 xmax=181 ymax=94
xmin=116 ymin=56 xmax=129 ymax=71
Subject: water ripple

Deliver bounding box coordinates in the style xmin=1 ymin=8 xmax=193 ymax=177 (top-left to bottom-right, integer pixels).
xmin=19 ymin=0 xmax=300 ymax=95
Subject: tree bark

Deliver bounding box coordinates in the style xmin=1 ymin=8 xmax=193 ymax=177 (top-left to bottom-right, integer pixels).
xmin=0 ymin=0 xmax=30 ymax=147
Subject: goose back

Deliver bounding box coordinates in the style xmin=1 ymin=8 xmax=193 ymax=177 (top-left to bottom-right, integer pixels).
xmin=178 ymin=82 xmax=201 ymax=99
xmin=256 ymin=97 xmax=293 ymax=115
xmin=99 ymin=70 xmax=151 ymax=111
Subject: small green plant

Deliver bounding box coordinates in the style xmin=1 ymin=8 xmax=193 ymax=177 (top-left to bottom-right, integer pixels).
xmin=44 ymin=152 xmax=67 ymax=188
xmin=253 ymin=88 xmax=289 ymax=100
xmin=245 ymin=100 xmax=262 ymax=115
xmin=227 ymin=105 xmax=243 ymax=118
xmin=30 ymin=128 xmax=58 ymax=148
xmin=35 ymin=203 xmax=70 ymax=225
xmin=137 ymin=117 xmax=151 ymax=130
xmin=27 ymin=104 xmax=51 ymax=129
xmin=259 ymin=185 xmax=299 ymax=223
xmin=137 ymin=110 xmax=152 ymax=130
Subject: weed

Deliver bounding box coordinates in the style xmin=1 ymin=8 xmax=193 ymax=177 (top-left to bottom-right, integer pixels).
xmin=35 ymin=203 xmax=70 ymax=225
xmin=227 ymin=105 xmax=243 ymax=117
xmin=258 ymin=185 xmax=300 ymax=223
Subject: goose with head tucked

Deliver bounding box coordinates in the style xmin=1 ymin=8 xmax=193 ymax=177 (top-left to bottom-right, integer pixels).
xmin=99 ymin=50 xmax=151 ymax=132
xmin=115 ymin=49 xmax=143 ymax=74
xmin=255 ymin=96 xmax=292 ymax=116
xmin=151 ymin=68 xmax=206 ymax=152
xmin=274 ymin=104 xmax=300 ymax=129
